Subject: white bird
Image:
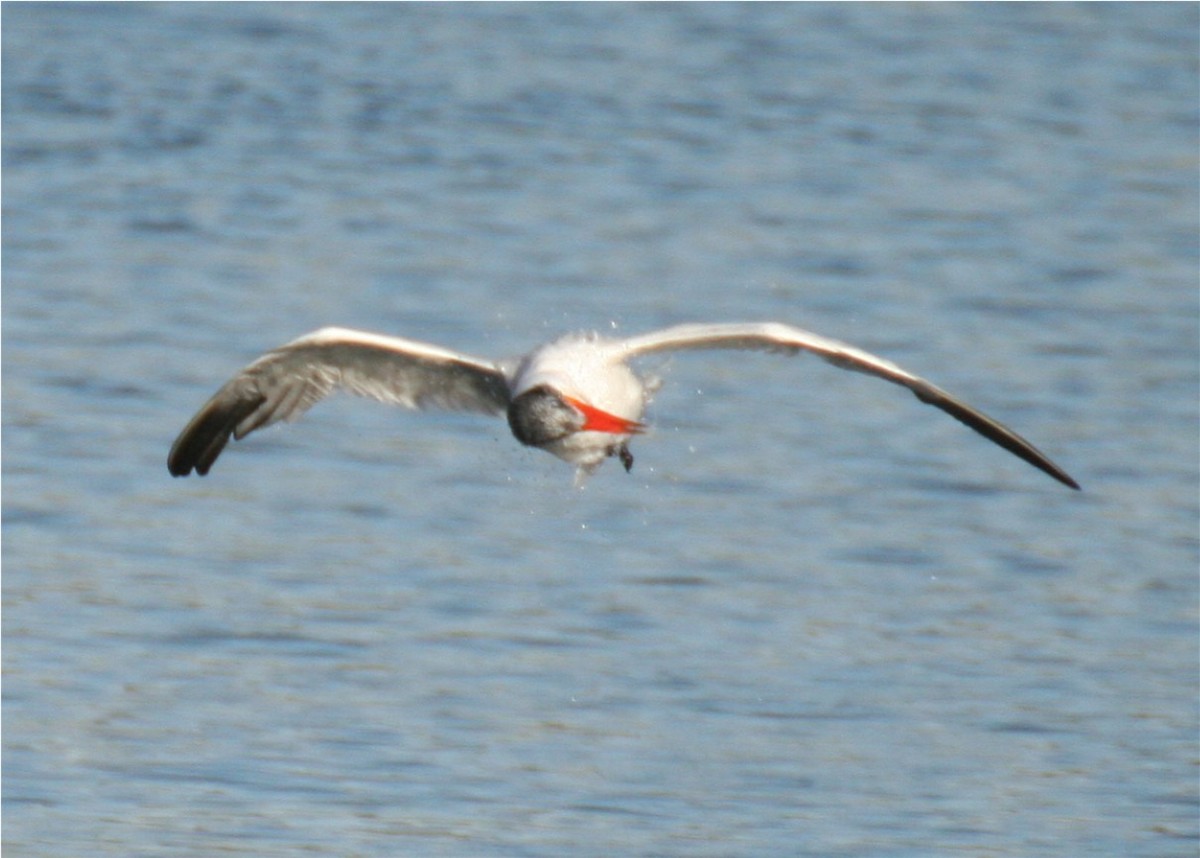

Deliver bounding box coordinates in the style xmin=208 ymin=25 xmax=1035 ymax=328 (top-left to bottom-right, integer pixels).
xmin=167 ymin=322 xmax=1079 ymax=490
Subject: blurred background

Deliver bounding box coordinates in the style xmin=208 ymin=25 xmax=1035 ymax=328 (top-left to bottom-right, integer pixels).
xmin=4 ymin=4 xmax=1197 ymax=856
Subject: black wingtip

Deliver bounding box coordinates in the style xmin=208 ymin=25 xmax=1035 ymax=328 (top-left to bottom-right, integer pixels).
xmin=1038 ymin=463 xmax=1080 ymax=491
xmin=167 ymin=392 xmax=265 ymax=478
xmin=910 ymin=382 xmax=1080 ymax=491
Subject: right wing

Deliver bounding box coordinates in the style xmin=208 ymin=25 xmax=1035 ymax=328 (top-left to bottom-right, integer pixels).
xmin=167 ymin=327 xmax=509 ymax=476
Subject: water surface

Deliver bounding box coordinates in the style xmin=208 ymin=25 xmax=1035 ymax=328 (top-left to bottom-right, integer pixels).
xmin=4 ymin=4 xmax=1197 ymax=856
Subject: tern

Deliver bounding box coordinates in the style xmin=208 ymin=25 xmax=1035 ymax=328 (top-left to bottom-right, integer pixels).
xmin=167 ymin=322 xmax=1079 ymax=489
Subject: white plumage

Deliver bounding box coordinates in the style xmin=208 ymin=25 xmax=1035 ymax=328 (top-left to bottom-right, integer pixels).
xmin=168 ymin=322 xmax=1079 ymax=490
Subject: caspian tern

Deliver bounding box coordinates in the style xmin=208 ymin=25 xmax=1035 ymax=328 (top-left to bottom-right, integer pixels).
xmin=167 ymin=322 xmax=1079 ymax=489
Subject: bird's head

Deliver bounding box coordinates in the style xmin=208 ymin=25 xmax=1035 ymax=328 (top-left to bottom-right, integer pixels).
xmin=507 ymin=385 xmax=585 ymax=448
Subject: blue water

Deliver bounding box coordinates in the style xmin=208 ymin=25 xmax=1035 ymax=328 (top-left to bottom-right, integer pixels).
xmin=4 ymin=4 xmax=1197 ymax=856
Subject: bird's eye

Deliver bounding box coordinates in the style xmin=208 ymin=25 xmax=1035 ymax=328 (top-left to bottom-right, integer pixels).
xmin=507 ymin=386 xmax=578 ymax=447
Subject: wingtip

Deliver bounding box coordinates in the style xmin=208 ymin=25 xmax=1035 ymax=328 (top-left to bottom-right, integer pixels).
xmin=166 ymin=445 xmax=192 ymax=477
xmin=166 ymin=457 xmax=204 ymax=478
xmin=166 ymin=449 xmax=200 ymax=477
xmin=1031 ymin=451 xmax=1080 ymax=491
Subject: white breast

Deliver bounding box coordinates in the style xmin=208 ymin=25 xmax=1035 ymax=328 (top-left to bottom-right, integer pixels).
xmin=511 ymin=333 xmax=646 ymax=421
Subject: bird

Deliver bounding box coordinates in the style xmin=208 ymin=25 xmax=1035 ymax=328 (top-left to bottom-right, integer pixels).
xmin=167 ymin=322 xmax=1079 ymax=490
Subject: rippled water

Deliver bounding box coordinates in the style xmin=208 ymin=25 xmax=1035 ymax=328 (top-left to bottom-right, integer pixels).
xmin=4 ymin=4 xmax=1197 ymax=856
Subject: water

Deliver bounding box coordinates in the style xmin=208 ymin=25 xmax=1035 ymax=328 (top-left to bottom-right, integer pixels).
xmin=4 ymin=4 xmax=1197 ymax=856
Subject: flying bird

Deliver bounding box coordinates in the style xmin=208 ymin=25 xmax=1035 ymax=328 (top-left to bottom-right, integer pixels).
xmin=167 ymin=322 xmax=1079 ymax=490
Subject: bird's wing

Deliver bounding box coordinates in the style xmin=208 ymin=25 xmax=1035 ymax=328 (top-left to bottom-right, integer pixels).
xmin=168 ymin=327 xmax=509 ymax=476
xmin=610 ymin=322 xmax=1079 ymax=490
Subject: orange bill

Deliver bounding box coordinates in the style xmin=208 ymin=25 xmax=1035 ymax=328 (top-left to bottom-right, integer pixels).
xmin=563 ymin=396 xmax=645 ymax=435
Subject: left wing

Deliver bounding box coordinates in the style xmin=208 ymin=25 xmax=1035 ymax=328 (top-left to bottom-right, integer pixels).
xmin=611 ymin=322 xmax=1079 ymax=489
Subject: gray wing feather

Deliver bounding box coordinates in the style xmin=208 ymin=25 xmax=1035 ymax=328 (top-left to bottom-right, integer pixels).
xmin=168 ymin=328 xmax=509 ymax=476
xmin=613 ymin=322 xmax=1079 ymax=490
